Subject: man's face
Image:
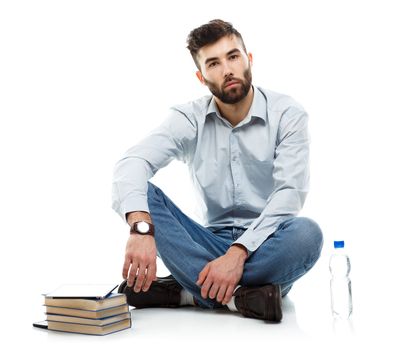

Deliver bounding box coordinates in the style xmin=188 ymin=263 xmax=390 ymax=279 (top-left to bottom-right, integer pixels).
xmin=196 ymin=35 xmax=252 ymax=104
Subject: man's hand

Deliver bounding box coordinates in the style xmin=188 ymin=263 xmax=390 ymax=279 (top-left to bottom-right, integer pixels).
xmin=196 ymin=244 xmax=248 ymax=305
xmin=122 ymin=233 xmax=157 ymax=293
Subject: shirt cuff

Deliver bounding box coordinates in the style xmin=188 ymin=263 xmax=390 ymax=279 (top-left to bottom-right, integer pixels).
xmin=230 ymin=242 xmax=252 ymax=258
xmin=232 ymin=226 xmax=277 ymax=256
xmin=113 ymin=194 xmax=150 ymax=222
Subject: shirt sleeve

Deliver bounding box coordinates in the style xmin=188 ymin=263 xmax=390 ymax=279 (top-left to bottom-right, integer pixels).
xmin=111 ymin=109 xmax=196 ymax=221
xmin=232 ymin=106 xmax=310 ymax=255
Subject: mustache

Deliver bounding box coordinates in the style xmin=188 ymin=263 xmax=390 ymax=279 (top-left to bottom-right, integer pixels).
xmin=222 ymin=76 xmax=242 ymax=88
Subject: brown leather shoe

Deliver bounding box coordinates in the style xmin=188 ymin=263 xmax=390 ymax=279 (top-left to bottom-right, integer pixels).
xmin=118 ymin=275 xmax=183 ymax=308
xmin=234 ymin=284 xmax=282 ymax=322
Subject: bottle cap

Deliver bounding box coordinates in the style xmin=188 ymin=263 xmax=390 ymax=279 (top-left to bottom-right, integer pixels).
xmin=334 ymin=240 xmax=345 ymax=248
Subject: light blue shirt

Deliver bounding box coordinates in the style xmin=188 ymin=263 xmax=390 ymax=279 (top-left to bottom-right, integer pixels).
xmin=112 ymin=86 xmax=310 ymax=255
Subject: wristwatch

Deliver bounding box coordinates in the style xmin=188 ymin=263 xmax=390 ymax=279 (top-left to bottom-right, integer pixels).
xmin=130 ymin=221 xmax=155 ymax=236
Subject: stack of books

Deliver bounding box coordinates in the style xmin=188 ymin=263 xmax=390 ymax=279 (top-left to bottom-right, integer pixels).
xmin=35 ymin=284 xmax=132 ymax=336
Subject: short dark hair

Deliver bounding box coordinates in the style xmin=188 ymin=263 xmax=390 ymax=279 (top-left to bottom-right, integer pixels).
xmin=186 ymin=19 xmax=247 ymax=70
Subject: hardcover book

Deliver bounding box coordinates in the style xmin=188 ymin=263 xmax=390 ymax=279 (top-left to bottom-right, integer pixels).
xmin=44 ymin=284 xmax=118 ymax=299
xmin=34 ymin=283 xmax=132 ymax=335
xmin=46 ymin=312 xmax=131 ymax=326
xmin=44 ymin=293 xmax=127 ymax=311
xmin=45 ymin=304 xmax=129 ymax=319
xmin=47 ymin=318 xmax=131 ymax=335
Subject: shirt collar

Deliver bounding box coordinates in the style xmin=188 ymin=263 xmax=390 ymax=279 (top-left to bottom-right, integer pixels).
xmin=206 ymin=86 xmax=267 ymax=125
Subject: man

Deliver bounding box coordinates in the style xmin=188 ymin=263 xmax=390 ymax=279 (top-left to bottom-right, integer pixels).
xmin=112 ymin=19 xmax=323 ymax=322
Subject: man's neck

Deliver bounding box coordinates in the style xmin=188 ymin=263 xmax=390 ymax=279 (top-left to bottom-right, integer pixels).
xmin=214 ymin=87 xmax=254 ymax=127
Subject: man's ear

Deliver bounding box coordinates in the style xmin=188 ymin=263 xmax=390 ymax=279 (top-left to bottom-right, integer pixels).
xmin=248 ymin=52 xmax=253 ymax=67
xmin=196 ymin=71 xmax=205 ymax=85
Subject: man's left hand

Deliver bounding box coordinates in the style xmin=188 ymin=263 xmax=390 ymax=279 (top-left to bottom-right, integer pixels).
xmin=196 ymin=244 xmax=248 ymax=305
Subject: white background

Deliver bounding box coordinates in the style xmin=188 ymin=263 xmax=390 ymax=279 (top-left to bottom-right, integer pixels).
xmin=1 ymin=0 xmax=402 ymax=348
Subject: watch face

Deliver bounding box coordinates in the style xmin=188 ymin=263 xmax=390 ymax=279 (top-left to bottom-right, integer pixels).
xmin=137 ymin=221 xmax=150 ymax=233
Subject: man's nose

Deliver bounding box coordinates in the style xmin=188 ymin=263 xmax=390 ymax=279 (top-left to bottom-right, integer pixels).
xmin=222 ymin=60 xmax=233 ymax=78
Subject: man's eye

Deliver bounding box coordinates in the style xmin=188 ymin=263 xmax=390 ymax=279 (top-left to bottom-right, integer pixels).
xmin=209 ymin=62 xmax=218 ymax=68
xmin=229 ymin=54 xmax=238 ymax=60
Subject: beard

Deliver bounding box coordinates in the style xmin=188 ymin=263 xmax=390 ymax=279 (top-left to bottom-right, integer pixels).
xmin=203 ymin=64 xmax=252 ymax=104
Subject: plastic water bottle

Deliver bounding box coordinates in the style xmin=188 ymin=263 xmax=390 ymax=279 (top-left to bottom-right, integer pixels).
xmin=329 ymin=240 xmax=353 ymax=319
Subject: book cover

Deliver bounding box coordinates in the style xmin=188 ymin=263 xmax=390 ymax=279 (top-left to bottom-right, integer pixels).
xmin=46 ymin=312 xmax=131 ymax=326
xmin=46 ymin=304 xmax=129 ymax=319
xmin=44 ymin=293 xmax=127 ymax=311
xmin=47 ymin=318 xmax=132 ymax=335
xmin=44 ymin=284 xmax=118 ymax=299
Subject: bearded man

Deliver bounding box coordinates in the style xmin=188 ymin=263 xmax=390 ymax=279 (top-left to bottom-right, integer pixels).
xmin=112 ymin=19 xmax=323 ymax=322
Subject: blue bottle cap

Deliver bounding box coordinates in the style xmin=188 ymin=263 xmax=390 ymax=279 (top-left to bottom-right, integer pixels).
xmin=334 ymin=240 xmax=345 ymax=248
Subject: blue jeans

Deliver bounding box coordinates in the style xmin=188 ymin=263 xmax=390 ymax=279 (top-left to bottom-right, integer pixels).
xmin=146 ymin=181 xmax=323 ymax=309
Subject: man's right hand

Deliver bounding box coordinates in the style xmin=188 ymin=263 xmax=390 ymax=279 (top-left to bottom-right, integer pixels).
xmin=122 ymin=212 xmax=157 ymax=293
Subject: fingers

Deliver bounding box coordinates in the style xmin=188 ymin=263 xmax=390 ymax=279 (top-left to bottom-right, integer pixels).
xmin=196 ymin=263 xmax=236 ymax=304
xmin=123 ymin=234 xmax=157 ymax=292
xmin=216 ymin=285 xmax=228 ymax=304
xmin=196 ymin=265 xmax=211 ymax=299
xmin=208 ymin=284 xmax=219 ymax=300
xmin=124 ymin=259 xmax=157 ymax=292
xmin=222 ymin=284 xmax=235 ymax=305
xmin=127 ymin=262 xmax=138 ymax=288
xmin=142 ymin=262 xmax=157 ymax=292
xmin=134 ymin=265 xmax=147 ymax=292
xmin=197 ymin=264 xmax=225 ymax=301
xmin=200 ymin=278 xmax=213 ymax=299
xmin=196 ymin=265 xmax=209 ymax=287
xmin=122 ymin=257 xmax=131 ymax=280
